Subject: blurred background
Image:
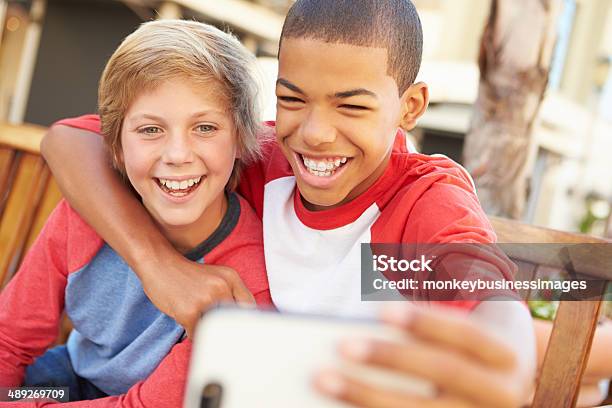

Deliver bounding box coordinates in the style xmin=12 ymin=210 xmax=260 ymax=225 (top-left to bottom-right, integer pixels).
xmin=1 ymin=0 xmax=612 ymax=235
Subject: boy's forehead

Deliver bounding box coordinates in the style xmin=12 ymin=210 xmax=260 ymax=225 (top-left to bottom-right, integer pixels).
xmin=278 ymin=38 xmax=397 ymax=92
xmin=279 ymin=38 xmax=389 ymax=64
xmin=125 ymin=77 xmax=231 ymax=119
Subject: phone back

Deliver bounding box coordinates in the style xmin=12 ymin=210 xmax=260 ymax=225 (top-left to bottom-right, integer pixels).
xmin=183 ymin=308 xmax=434 ymax=408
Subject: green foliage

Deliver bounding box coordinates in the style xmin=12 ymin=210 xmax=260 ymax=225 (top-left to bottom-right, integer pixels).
xmin=529 ymin=300 xmax=559 ymax=321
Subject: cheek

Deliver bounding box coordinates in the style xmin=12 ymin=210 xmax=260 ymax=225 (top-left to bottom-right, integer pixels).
xmin=381 ymin=99 xmax=404 ymax=128
xmin=121 ymin=140 xmax=156 ymax=183
xmin=198 ymin=137 xmax=237 ymax=177
xmin=275 ymin=109 xmax=300 ymax=140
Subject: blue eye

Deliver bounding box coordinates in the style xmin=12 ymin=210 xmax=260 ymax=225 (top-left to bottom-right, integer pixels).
xmin=196 ymin=124 xmax=216 ymax=133
xmin=138 ymin=126 xmax=163 ymax=135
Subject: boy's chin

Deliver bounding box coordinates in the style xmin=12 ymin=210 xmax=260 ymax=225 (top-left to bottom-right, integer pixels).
xmin=154 ymin=212 xmax=201 ymax=229
xmin=298 ymin=186 xmax=350 ymax=211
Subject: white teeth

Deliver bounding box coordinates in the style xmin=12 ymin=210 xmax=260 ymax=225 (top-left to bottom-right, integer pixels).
xmin=300 ymin=155 xmax=351 ymax=177
xmin=301 ymin=155 xmax=349 ymax=175
xmin=158 ymin=176 xmax=202 ymax=191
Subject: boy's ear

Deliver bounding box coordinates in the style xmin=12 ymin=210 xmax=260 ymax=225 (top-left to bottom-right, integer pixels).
xmin=399 ymin=82 xmax=429 ymax=131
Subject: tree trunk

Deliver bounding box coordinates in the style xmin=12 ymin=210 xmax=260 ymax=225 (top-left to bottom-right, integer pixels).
xmin=463 ymin=0 xmax=561 ymax=219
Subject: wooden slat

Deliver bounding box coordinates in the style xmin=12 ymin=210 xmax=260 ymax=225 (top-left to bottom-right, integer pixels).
xmin=500 ymin=244 xmax=612 ymax=280
xmin=0 ymin=122 xmax=46 ymax=154
xmin=0 ymin=154 xmax=50 ymax=287
xmin=24 ymin=177 xmax=63 ymax=253
xmin=0 ymin=148 xmax=16 ymax=214
xmin=493 ymin=216 xmax=610 ymax=407
xmin=491 ymin=216 xmax=609 ymax=245
xmin=492 ymin=216 xmax=612 ymax=280
xmin=532 ymin=300 xmax=604 ymax=408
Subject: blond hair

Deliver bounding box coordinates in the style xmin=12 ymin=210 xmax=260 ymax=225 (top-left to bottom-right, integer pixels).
xmin=98 ymin=19 xmax=261 ymax=189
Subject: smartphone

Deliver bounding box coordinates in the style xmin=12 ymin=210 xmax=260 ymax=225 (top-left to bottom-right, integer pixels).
xmin=183 ymin=307 xmax=434 ymax=408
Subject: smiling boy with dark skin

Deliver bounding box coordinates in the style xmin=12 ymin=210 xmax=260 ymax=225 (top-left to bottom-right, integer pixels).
xmin=41 ymin=1 xmax=535 ymax=406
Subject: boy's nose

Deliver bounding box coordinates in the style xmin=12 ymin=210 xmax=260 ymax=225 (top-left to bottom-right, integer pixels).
xmin=162 ymin=133 xmax=195 ymax=165
xmin=300 ymin=109 xmax=336 ymax=147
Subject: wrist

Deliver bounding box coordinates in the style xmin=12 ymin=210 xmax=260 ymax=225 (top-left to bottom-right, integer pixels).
xmin=126 ymin=233 xmax=181 ymax=281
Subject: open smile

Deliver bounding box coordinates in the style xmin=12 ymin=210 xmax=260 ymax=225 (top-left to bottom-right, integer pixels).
xmin=300 ymin=154 xmax=349 ymax=177
xmin=154 ymin=176 xmax=203 ymax=199
xmin=293 ymin=151 xmax=352 ymax=188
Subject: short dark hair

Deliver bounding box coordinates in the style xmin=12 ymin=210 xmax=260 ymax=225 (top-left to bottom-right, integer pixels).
xmin=280 ymin=0 xmax=423 ymax=93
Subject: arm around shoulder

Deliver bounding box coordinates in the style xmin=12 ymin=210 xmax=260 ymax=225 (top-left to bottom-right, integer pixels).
xmin=41 ymin=122 xmax=255 ymax=336
xmin=41 ymin=123 xmax=178 ymax=284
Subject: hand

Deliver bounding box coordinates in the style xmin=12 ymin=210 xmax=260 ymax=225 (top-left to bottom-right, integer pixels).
xmin=138 ymin=255 xmax=255 ymax=338
xmin=314 ymin=303 xmax=534 ymax=408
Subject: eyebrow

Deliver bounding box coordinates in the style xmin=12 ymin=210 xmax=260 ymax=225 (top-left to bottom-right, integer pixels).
xmin=189 ymin=109 xmax=225 ymax=118
xmin=128 ymin=113 xmax=165 ymax=123
xmin=276 ymin=78 xmax=377 ymax=100
xmin=334 ymin=88 xmax=377 ymax=99
xmin=276 ymin=78 xmax=305 ymax=95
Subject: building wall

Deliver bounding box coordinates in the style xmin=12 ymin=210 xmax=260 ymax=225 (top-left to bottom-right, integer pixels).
xmin=24 ymin=0 xmax=142 ymax=126
xmin=560 ymin=0 xmax=610 ymax=106
xmin=414 ymin=0 xmax=491 ymax=62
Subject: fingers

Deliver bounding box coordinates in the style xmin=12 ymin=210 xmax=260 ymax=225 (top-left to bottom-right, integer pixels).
xmin=313 ymin=369 xmax=477 ymax=408
xmin=337 ymin=337 xmax=519 ymax=408
xmin=211 ymin=266 xmax=256 ymax=304
xmin=169 ymin=270 xmax=234 ymax=330
xmin=331 ymin=303 xmax=525 ymax=408
xmin=141 ymin=260 xmax=254 ymax=337
xmin=230 ymin=279 xmax=256 ymax=305
xmin=381 ymin=305 xmax=516 ymax=370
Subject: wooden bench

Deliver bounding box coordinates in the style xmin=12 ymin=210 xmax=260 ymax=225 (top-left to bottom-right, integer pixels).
xmin=0 ymin=122 xmax=70 ymax=343
xmin=0 ymin=122 xmax=63 ymax=289
xmin=490 ymin=217 xmax=611 ymax=408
